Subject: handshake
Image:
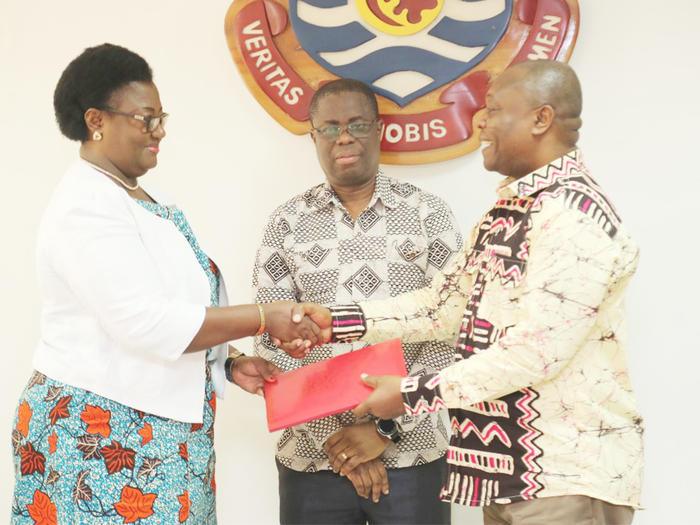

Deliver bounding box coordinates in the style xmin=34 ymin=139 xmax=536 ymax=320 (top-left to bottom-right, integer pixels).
xmin=261 ymin=301 xmax=333 ymax=358
xmin=233 ymin=301 xmax=404 ymax=421
xmin=227 ymin=301 xmax=331 ymax=398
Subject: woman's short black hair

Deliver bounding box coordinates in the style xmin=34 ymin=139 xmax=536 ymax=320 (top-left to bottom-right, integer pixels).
xmin=53 ymin=43 xmax=153 ymax=142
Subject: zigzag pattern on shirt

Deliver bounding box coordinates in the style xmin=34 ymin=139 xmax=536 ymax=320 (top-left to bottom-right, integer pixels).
xmin=515 ymin=387 xmax=544 ymax=498
xmin=486 ymin=256 xmax=525 ymax=285
xmin=465 ymin=248 xmax=526 ymax=287
xmin=404 ymin=396 xmax=448 ymax=415
xmin=451 ymin=417 xmax=512 ymax=447
xmin=516 ymin=151 xmax=580 ymax=196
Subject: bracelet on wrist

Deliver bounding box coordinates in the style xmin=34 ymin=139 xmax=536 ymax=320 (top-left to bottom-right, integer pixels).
xmin=255 ymin=303 xmax=266 ymax=336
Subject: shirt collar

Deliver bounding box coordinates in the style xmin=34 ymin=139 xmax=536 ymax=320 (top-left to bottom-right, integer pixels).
xmin=374 ymin=171 xmax=399 ymax=209
xmin=315 ymin=171 xmax=398 ymax=211
xmin=498 ymin=148 xmax=584 ymax=198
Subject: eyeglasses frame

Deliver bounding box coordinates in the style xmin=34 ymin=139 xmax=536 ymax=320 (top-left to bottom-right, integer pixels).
xmin=310 ymin=118 xmax=382 ymax=141
xmin=100 ymin=108 xmax=169 ymax=133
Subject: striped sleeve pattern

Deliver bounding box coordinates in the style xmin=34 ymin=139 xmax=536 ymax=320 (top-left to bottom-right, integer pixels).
xmin=329 ymin=304 xmax=366 ymax=342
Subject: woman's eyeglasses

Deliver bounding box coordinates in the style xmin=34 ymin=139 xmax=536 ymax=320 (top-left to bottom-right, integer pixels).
xmin=101 ymin=108 xmax=169 ymax=132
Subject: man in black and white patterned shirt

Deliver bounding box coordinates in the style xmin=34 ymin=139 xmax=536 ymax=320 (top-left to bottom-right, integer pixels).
xmin=252 ymin=79 xmax=462 ymax=524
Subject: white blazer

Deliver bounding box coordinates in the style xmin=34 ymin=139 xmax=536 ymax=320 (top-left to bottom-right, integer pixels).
xmin=33 ymin=160 xmax=228 ymax=423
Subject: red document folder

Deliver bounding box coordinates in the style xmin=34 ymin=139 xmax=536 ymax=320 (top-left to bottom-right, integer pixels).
xmin=264 ymin=339 xmax=406 ymax=432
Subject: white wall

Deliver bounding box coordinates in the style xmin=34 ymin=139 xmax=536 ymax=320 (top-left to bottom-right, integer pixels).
xmin=1 ymin=1 xmax=698 ymax=523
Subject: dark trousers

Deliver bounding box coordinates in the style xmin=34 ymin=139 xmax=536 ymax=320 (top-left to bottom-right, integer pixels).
xmin=277 ymin=458 xmax=450 ymax=525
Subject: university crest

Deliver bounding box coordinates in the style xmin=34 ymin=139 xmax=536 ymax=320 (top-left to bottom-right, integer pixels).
xmin=225 ymin=0 xmax=579 ymax=164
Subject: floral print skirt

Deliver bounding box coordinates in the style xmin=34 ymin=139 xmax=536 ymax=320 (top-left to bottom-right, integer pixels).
xmin=11 ymin=370 xmax=217 ymax=524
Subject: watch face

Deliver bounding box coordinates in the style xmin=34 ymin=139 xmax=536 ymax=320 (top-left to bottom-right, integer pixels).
xmin=377 ymin=419 xmax=396 ymax=434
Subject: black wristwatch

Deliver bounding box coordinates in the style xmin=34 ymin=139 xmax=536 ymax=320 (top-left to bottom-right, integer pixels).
xmin=224 ymin=348 xmax=246 ymax=383
xmin=375 ymin=419 xmax=401 ymax=443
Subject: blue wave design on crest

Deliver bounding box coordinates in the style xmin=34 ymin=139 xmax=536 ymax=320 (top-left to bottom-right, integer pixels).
xmin=429 ymin=11 xmax=512 ymax=47
xmin=292 ymin=18 xmax=375 ymax=52
xmin=316 ymin=47 xmax=472 ymax=106
xmin=290 ymin=0 xmax=513 ymax=106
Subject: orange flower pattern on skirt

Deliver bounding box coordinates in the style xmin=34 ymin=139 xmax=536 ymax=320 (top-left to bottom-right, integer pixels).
xmin=16 ymin=402 xmax=32 ymax=438
xmin=112 ymin=486 xmax=157 ymax=523
xmin=11 ymin=370 xmax=217 ymax=524
xmin=80 ymin=405 xmax=111 ymax=439
xmin=138 ymin=422 xmax=153 ymax=446
xmin=178 ymin=490 xmax=191 ymax=523
xmin=26 ymin=490 xmax=57 ymax=525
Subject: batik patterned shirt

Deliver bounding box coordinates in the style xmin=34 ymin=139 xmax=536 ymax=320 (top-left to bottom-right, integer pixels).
xmin=252 ymin=173 xmax=462 ymax=472
xmin=332 ymin=150 xmax=644 ymax=508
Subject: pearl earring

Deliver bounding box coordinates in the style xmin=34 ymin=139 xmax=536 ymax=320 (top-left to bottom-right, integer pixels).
xmin=92 ymin=130 xmax=103 ymax=141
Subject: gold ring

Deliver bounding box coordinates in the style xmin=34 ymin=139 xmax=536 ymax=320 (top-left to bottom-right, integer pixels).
xmin=340 ymin=452 xmax=348 ymax=461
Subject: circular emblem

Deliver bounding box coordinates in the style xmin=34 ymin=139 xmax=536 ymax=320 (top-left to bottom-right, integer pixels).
xmin=225 ymin=0 xmax=579 ymax=164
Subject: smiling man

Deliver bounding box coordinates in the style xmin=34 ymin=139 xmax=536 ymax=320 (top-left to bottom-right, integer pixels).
xmin=251 ymin=79 xmax=462 ymax=524
xmin=295 ymin=61 xmax=644 ymax=525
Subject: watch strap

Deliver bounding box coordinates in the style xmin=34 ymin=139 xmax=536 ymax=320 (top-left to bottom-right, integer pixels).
xmin=224 ymin=350 xmax=246 ymax=383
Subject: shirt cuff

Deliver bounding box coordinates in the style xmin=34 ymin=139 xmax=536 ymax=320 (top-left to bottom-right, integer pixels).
xmin=329 ymin=304 xmax=366 ymax=342
xmin=400 ymin=373 xmax=447 ymax=415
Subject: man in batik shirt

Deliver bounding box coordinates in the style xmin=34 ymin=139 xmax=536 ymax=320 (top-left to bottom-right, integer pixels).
xmin=298 ymin=61 xmax=643 ymax=525
xmin=252 ymin=79 xmax=462 ymax=524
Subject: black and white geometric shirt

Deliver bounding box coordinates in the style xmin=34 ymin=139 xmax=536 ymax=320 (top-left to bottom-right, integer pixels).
xmin=252 ymin=172 xmax=463 ymax=472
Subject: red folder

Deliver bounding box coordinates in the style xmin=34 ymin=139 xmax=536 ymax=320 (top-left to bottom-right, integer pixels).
xmin=264 ymin=339 xmax=406 ymax=432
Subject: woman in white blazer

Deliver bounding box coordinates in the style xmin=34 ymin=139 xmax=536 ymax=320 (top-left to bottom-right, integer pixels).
xmin=11 ymin=44 xmax=320 ymax=524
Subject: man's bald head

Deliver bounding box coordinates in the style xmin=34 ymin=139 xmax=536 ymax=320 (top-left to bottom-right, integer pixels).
xmin=495 ymin=60 xmax=582 ymax=146
xmin=479 ymin=61 xmax=584 ymax=178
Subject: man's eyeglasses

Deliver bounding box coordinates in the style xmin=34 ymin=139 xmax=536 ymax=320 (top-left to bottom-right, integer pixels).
xmin=102 ymin=108 xmax=169 ymax=132
xmin=311 ymin=119 xmax=378 ymax=140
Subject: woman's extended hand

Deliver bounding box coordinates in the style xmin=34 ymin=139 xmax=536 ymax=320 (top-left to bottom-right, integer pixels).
xmin=230 ymin=356 xmax=281 ymax=396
